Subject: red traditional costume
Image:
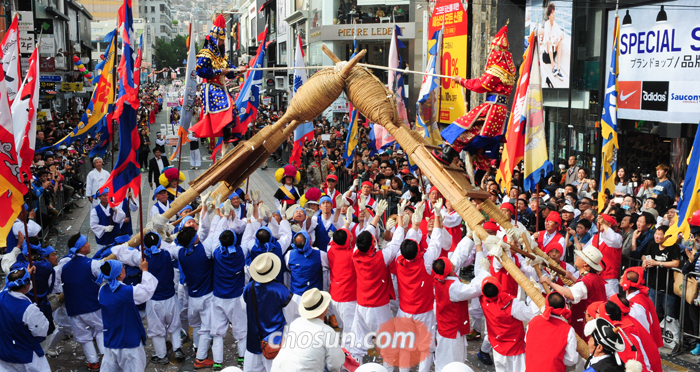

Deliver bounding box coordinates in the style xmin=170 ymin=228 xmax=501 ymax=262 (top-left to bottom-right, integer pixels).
xmin=525 ymin=292 xmax=579 ymax=372
xmin=434 ymin=24 xmax=516 ymax=170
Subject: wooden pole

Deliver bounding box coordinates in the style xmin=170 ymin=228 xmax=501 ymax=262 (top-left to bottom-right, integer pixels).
xmin=23 ymin=183 xmax=39 ymax=304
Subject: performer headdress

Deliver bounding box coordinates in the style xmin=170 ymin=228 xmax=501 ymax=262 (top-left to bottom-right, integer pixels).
xmin=210 ymin=15 xmax=227 ymax=41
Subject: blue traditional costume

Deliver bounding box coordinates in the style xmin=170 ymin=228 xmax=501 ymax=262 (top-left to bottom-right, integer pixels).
xmin=190 ymin=15 xmax=245 ymax=143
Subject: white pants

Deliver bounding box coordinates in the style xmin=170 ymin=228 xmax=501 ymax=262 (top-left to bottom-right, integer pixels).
xmin=190 ymin=148 xmax=201 ymax=167
xmin=243 ymin=350 xmax=273 ymax=372
xmin=147 ymin=296 xmax=182 ymax=358
xmin=177 ymin=282 xmax=190 ymax=332
xmin=396 ymin=309 xmax=436 ymax=372
xmin=49 ymin=305 xmax=72 ymax=350
xmin=188 ymin=293 xmax=213 ymax=360
xmin=69 ymin=310 xmax=105 ymax=363
xmin=330 ymin=300 xmax=357 ymax=331
xmin=493 ymin=350 xmax=525 ymax=372
xmin=348 ymin=304 xmax=393 ymax=357
xmin=435 ymin=332 xmax=467 ymax=372
xmin=0 ymin=353 xmax=50 ymax=372
xmin=101 ymin=342 xmax=147 ymax=372
xmin=211 ymin=295 xmax=247 ymax=363
xmin=605 ymin=279 xmax=620 ymax=298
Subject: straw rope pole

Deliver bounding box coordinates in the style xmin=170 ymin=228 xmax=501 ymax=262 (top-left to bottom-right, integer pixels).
xmin=337 ymin=60 xmax=588 ymax=358
xmin=126 ymin=50 xmax=368 ymax=247
xmin=240 ymin=62 xmax=454 ymax=80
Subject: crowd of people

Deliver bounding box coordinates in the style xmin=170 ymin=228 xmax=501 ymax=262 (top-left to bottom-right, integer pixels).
xmin=3 ymin=71 xmax=700 ymax=372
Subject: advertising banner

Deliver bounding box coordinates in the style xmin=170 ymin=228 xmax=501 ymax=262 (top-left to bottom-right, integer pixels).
xmin=606 ymin=0 xmax=700 ymax=123
xmin=525 ymin=0 xmax=572 ymax=89
xmin=429 ymin=1 xmax=468 ymax=125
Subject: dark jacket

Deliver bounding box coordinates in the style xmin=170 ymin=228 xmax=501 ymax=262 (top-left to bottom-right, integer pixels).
xmin=148 ymin=156 xmax=170 ymax=184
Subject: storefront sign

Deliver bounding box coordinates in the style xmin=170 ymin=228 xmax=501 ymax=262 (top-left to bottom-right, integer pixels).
xmin=19 ymin=33 xmax=34 ymax=54
xmin=606 ymin=0 xmax=700 ymax=123
xmin=18 ymin=11 xmax=34 ymax=32
xmin=332 ymin=97 xmax=349 ymax=112
xmin=40 ymin=37 xmax=55 ymax=55
xmin=309 ymin=23 xmax=415 ymax=41
xmin=525 ymin=0 xmax=573 ymax=89
xmin=40 ymin=57 xmax=55 ymax=72
xmin=429 ymin=2 xmax=468 ymax=125
xmin=61 ymin=82 xmax=83 ymax=92
xmin=40 ymin=75 xmax=62 ymax=82
xmin=40 ymin=82 xmax=56 ymax=91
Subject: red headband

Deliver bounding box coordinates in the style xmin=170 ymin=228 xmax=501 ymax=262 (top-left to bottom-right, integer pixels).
xmin=620 ymin=266 xmax=648 ymax=295
xmin=609 ymin=294 xmax=630 ymax=315
xmin=545 ymin=211 xmax=562 ymax=226
xmin=542 ymin=292 xmax=572 ymax=320
xmin=544 ymin=241 xmax=564 ymax=257
xmin=587 ymin=301 xmax=605 ymax=319
xmin=500 ymin=203 xmax=515 ymax=215
xmin=433 ymin=257 xmax=453 ymax=282
xmin=361 ymin=181 xmax=373 ymax=189
xmin=601 ymin=213 xmax=617 ymax=226
xmin=483 ymin=220 xmax=500 ymax=232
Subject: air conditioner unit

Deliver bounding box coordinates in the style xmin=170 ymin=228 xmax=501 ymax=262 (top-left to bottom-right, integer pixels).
xmin=274 ymin=76 xmax=285 ymax=90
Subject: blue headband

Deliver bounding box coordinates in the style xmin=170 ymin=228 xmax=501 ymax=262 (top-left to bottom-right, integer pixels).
xmin=153 ymin=185 xmax=167 ymax=200
xmin=95 ymin=187 xmax=110 ymax=198
xmin=21 ymin=241 xmax=44 ymax=257
xmin=96 ymin=260 xmax=123 ymax=292
xmin=179 ymin=205 xmax=193 ymax=215
xmin=295 ymin=207 xmax=306 ymax=217
xmin=143 ymin=232 xmax=161 ymax=258
xmin=179 ymin=216 xmax=195 ymax=231
xmin=319 ymin=196 xmax=333 ymax=205
xmin=218 ymin=229 xmax=238 ymax=256
xmin=43 ymin=245 xmax=55 ymax=257
xmin=69 ymin=235 xmax=88 ymax=257
xmin=4 ymin=268 xmax=31 ymax=290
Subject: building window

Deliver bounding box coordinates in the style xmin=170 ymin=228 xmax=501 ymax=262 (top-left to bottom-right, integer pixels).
xmin=152 ymin=6 xmax=155 ymax=12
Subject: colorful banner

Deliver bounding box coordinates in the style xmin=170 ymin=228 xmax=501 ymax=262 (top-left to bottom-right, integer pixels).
xmin=599 ymin=15 xmax=620 ymax=212
xmin=523 ymin=40 xmax=552 ymax=191
xmin=429 ymin=1 xmax=468 ymax=125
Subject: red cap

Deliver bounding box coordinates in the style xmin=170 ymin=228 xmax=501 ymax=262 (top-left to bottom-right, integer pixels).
xmin=326 ymin=174 xmax=338 ymax=182
xmin=361 ymin=181 xmax=373 ymax=189
xmin=545 ymin=211 xmax=562 ymax=226
xmin=544 ymin=241 xmax=563 ymax=257
xmin=499 ymin=203 xmax=515 ymax=215
xmin=483 ymin=220 xmax=500 ymax=232
xmin=600 ymin=214 xmax=617 ymax=226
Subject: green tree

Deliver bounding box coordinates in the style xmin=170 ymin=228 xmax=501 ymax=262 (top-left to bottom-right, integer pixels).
xmin=154 ymin=34 xmax=188 ymax=69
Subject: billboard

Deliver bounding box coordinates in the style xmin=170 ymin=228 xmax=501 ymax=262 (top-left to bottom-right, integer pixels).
xmin=525 ymin=0 xmax=572 ymax=89
xmin=606 ymin=0 xmax=700 ymax=123
xmin=429 ymin=1 xmax=468 ymax=125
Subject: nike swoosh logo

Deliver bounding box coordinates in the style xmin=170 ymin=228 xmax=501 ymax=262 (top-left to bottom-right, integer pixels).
xmin=620 ymin=90 xmax=636 ymax=101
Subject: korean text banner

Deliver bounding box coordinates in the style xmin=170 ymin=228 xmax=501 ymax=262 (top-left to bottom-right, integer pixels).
xmin=606 ymin=0 xmax=700 ymax=123
xmin=428 ymin=1 xmax=468 ymax=126
xmin=525 ymin=0 xmax=572 ymax=89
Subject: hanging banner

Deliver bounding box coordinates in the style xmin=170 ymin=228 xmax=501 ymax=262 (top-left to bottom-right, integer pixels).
xmin=429 ymin=1 xmax=468 ymax=125
xmin=605 ymin=0 xmax=700 ymax=123
xmin=525 ymin=0 xmax=573 ymax=89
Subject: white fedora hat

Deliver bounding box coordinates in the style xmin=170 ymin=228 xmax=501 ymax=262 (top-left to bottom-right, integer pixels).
xmin=250 ymin=252 xmax=281 ymax=283
xmin=298 ymin=288 xmax=332 ymax=319
xmin=574 ymin=245 xmax=604 ymax=272
xmin=443 ymin=362 xmax=475 ymax=372
xmin=355 ymin=363 xmax=388 ymax=372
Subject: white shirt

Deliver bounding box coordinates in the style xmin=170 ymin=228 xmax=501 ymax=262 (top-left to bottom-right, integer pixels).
xmin=150 ymin=200 xmax=171 ymax=219
xmin=241 ymin=220 xmax=293 ymax=256
xmin=450 ymin=235 xmax=476 ymax=270
xmin=448 ymin=271 xmax=488 ymax=302
xmin=7 ymin=290 xmax=49 ymax=338
xmin=307 ymin=213 xmax=344 ymax=246
xmin=270 ymin=317 xmax=345 ymax=372
xmin=86 ymin=168 xmax=110 ymax=200
xmin=90 ymin=203 xmax=126 ymax=239
xmin=155 ymin=158 xmax=164 ymax=174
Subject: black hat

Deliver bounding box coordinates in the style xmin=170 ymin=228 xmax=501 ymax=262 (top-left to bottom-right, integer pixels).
xmin=585 ymin=318 xmax=625 ymax=354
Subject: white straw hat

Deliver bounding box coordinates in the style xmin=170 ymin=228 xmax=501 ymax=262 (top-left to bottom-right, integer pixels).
xmin=355 ymin=363 xmax=388 ymax=372
xmin=574 ymin=245 xmax=604 ymax=272
xmin=250 ymin=252 xmax=281 ymax=283
xmin=298 ymin=288 xmax=332 ymax=319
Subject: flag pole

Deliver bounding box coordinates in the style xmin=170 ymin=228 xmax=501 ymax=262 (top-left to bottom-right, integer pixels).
xmin=23 ymin=183 xmax=39 ymax=304
xmin=138 ymin=184 xmax=145 ymax=260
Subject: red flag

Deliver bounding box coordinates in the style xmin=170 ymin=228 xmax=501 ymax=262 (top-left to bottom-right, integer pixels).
xmin=11 ymin=46 xmax=39 ymax=181
xmin=0 ymin=15 xmax=22 ymax=106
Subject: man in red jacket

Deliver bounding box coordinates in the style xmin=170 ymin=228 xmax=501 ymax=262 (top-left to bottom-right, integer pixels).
xmin=394 ymin=199 xmax=448 ymax=372
xmin=533 ymin=211 xmax=567 ymax=259
xmin=432 ymin=256 xmax=490 ymax=372
xmin=348 ymin=200 xmax=399 ymax=364
xmin=621 ymin=267 xmax=663 ymax=348
xmin=327 ymin=227 xmax=358 ymax=335
xmin=584 ymin=214 xmax=623 ymax=297
xmin=525 ymin=291 xmax=579 ymax=372
xmin=603 ymin=297 xmax=663 ymax=372
xmin=480 ymin=276 xmax=539 ymax=372
xmin=540 ymin=245 xmax=608 ymax=340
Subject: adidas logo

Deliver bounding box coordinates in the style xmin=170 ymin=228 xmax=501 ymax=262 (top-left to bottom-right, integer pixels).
xmin=642 ymin=91 xmax=667 ymax=102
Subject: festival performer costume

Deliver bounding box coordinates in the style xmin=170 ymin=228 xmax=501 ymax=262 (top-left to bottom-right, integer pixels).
xmin=274 ymin=165 xmax=302 ymax=206
xmin=111 ymin=232 xmax=186 ymax=363
xmin=348 ymin=208 xmax=402 ymax=363
xmin=433 ymin=24 xmax=516 ymax=170
xmin=537 ymin=212 xmax=568 ymax=260
xmin=97 ymin=260 xmax=158 ymax=372
xmin=159 ymin=166 xmax=186 ymax=202
xmin=584 ymin=214 xmax=623 ymax=298
xmin=432 ymin=256 xmax=488 ymax=372
xmin=243 ymin=220 xmax=292 ymax=284
xmin=89 ymin=188 xmax=126 ymax=249
xmin=61 ymin=235 xmax=106 ymax=368
xmin=150 ymin=185 xmax=172 ymax=219
xmin=308 ymin=196 xmax=345 ymax=251
xmin=622 ymin=267 xmax=663 ymax=348
xmin=343 ymin=179 xmax=378 ymax=210
xmin=605 ymin=296 xmax=662 ymax=372
xmin=190 ymin=15 xmax=243 ymax=142
xmin=0 ymin=268 xmax=51 ymax=372
xmin=524 ymin=292 xmax=579 ymax=372
xmin=479 ymin=276 xmax=539 ymax=372
xmin=327 ymin=228 xmax=358 ymax=334
xmin=285 ymin=230 xmax=329 ymax=321
xmin=119 ymin=195 xmax=139 ymax=237
xmin=324 ymin=175 xmax=342 ymax=208
xmin=210 ymin=227 xmax=249 ymax=367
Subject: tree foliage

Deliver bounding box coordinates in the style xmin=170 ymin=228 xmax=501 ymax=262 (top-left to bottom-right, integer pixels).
xmin=154 ymin=34 xmax=188 ymax=69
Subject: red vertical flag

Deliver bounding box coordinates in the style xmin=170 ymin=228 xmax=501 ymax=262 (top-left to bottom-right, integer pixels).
xmin=11 ymin=46 xmax=39 ymax=181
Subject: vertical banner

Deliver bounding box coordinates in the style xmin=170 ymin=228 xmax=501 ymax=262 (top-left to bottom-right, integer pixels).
xmin=429 ymin=1 xmax=468 ymax=125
